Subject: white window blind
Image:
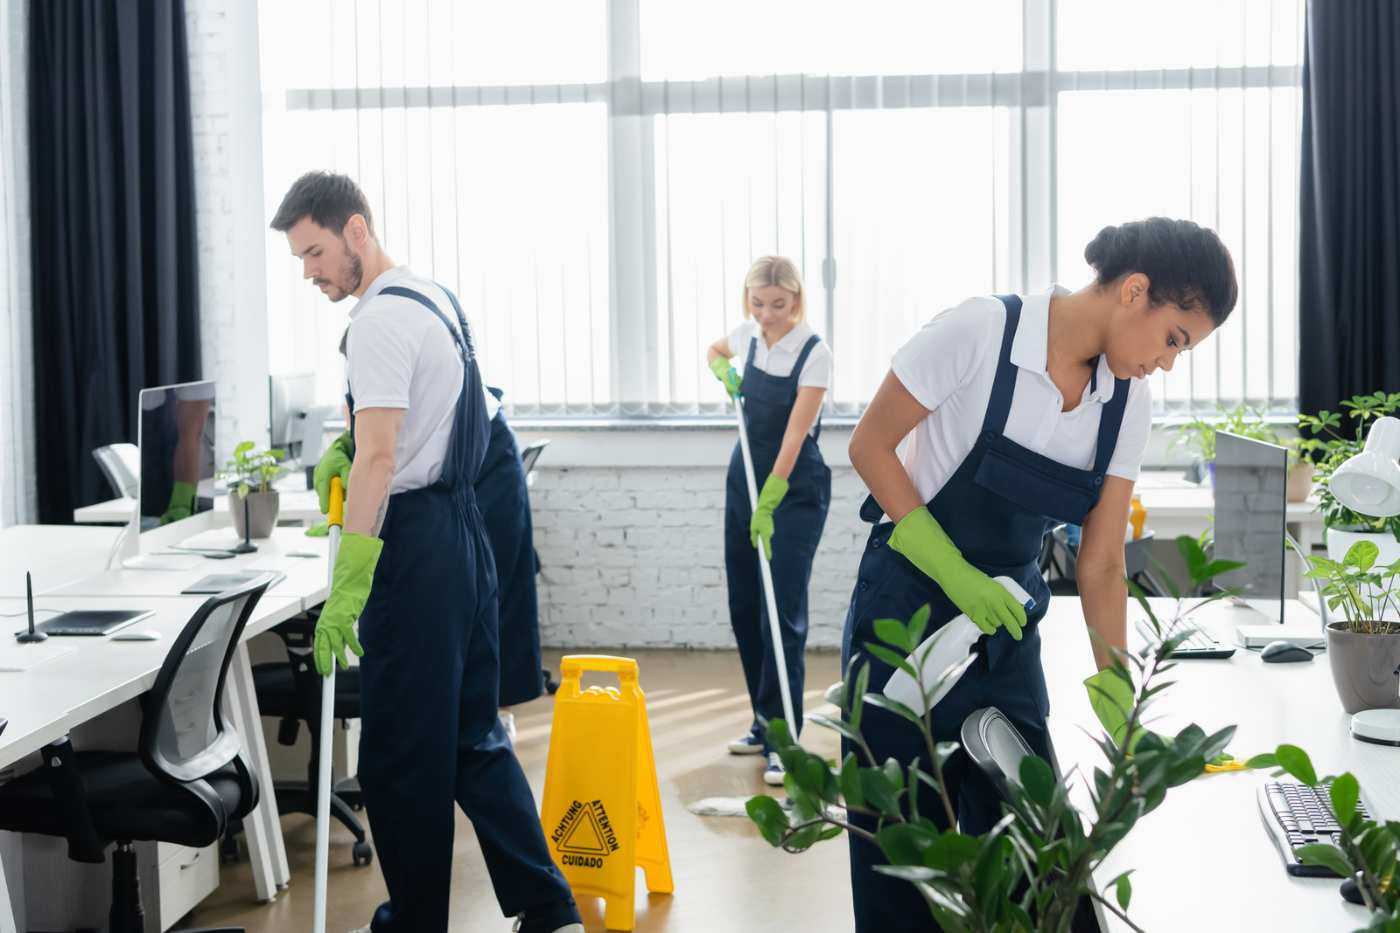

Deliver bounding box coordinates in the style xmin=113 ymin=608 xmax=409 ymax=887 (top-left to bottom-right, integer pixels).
xmin=259 ymin=0 xmax=1303 ymax=420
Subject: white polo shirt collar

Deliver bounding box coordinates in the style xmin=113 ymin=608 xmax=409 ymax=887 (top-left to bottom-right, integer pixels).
xmin=350 ymin=265 xmax=411 ymax=319
xmin=1009 ymin=285 xmax=1117 ymax=405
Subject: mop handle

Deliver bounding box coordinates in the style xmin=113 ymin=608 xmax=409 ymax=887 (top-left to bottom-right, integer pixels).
xmin=312 ymin=477 xmax=345 ymax=933
xmin=731 ymin=396 xmax=798 ymax=736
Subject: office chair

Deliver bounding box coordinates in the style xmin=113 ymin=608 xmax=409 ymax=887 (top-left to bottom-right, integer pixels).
xmin=0 ymin=578 xmax=271 ymax=933
xmin=1043 ymin=525 xmax=1167 ymax=598
xmin=251 ymin=613 xmax=373 ymax=866
xmin=960 ymin=707 xmax=1101 ymax=932
xmin=93 ymin=442 xmax=141 ymax=499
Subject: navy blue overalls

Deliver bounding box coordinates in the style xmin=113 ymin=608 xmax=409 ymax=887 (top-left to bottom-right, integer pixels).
xmin=840 ymin=296 xmax=1128 ymax=932
xmin=724 ymin=334 xmax=831 ymax=751
xmin=476 ymin=386 xmax=544 ymax=707
xmin=349 ymin=285 xmax=575 ymax=932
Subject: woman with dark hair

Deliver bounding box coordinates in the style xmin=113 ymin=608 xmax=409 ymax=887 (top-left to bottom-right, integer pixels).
xmin=840 ymin=217 xmax=1236 ymax=931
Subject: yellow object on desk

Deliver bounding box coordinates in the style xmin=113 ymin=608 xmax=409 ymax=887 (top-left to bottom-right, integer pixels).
xmin=1129 ymin=494 xmax=1147 ymax=540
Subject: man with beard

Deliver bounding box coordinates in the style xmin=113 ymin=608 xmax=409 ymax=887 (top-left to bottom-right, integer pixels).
xmin=270 ymin=171 xmax=581 ymax=933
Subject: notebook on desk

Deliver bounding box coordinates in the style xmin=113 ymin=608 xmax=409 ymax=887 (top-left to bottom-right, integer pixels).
xmin=181 ymin=570 xmax=285 ymax=595
xmin=37 ymin=609 xmax=154 ymax=637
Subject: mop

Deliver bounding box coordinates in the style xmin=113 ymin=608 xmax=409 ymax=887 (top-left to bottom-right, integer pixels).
xmin=730 ymin=395 xmax=799 ymax=747
xmin=312 ymin=475 xmax=345 ymax=933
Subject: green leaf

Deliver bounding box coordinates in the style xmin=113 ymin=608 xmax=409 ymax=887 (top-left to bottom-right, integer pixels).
xmin=863 ymin=693 xmax=927 ymax=731
xmin=1018 ymin=755 xmax=1056 ymax=807
xmin=838 ymin=753 xmax=865 ymax=809
xmin=859 ymin=768 xmax=902 ymax=819
xmin=863 ymin=642 xmax=918 ymax=680
xmin=873 ymin=617 xmax=913 ymax=653
xmin=1085 ymin=668 xmax=1135 ymax=748
xmin=1200 ymin=558 xmax=1247 ymax=581
xmin=872 ymin=864 xmax=939 ymax=883
xmin=922 ymin=831 xmax=982 ymax=872
xmin=1177 ymin=535 xmax=1208 ymax=582
xmin=807 ymin=713 xmax=864 ymax=748
xmin=1295 ymin=842 xmax=1353 ymax=878
xmin=1245 ymin=752 xmax=1279 ymax=770
xmin=877 ymin=823 xmax=938 ymax=866
xmin=1111 ymin=870 xmax=1134 ymax=910
xmin=908 ymin=604 xmax=931 ymax=648
xmin=1275 ymin=744 xmax=1318 ymax=786
xmin=849 ymin=662 xmax=870 ymax=733
xmin=1346 ymin=540 xmax=1381 ymax=572
xmin=1330 ymin=773 xmax=1361 ymax=827
xmin=745 ymin=794 xmax=788 ymax=847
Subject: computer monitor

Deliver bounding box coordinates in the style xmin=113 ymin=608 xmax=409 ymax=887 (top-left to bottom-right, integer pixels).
xmin=269 ymin=371 xmax=316 ymax=456
xmin=137 ymin=381 xmax=216 ymax=534
xmin=1213 ymin=431 xmax=1288 ymax=623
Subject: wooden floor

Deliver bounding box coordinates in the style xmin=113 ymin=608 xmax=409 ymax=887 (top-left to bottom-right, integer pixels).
xmin=182 ymin=649 xmax=853 ymax=933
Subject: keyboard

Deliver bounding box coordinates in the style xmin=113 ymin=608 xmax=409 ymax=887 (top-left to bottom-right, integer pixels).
xmin=1258 ymin=781 xmax=1369 ymax=876
xmin=1163 ymin=626 xmax=1236 ymax=659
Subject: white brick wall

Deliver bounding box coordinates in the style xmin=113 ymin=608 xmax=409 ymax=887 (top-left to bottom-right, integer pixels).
xmin=185 ymin=0 xmax=269 ymax=462
xmin=532 ymin=464 xmax=870 ymax=650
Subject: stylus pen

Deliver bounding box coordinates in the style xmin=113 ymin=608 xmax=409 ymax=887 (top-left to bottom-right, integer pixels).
xmin=25 ymin=572 xmax=32 ymax=624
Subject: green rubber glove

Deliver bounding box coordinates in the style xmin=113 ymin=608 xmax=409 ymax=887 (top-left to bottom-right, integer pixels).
xmin=314 ymin=531 xmax=380 ymax=676
xmin=159 ymin=480 xmax=197 ymax=526
xmin=313 ymin=431 xmax=354 ymax=515
xmin=888 ymin=507 xmax=1025 ymax=640
xmin=708 ymin=355 xmax=743 ymax=399
xmin=750 ymin=474 xmax=788 ymax=560
xmin=304 ymin=521 xmax=329 ymax=538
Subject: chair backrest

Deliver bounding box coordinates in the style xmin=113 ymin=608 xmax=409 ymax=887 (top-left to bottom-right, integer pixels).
xmin=960 ymin=707 xmax=1037 ymax=800
xmin=92 ymin=443 xmax=140 ymax=498
xmin=140 ymin=576 xmax=271 ymax=785
xmin=520 ymin=438 xmax=550 ymax=476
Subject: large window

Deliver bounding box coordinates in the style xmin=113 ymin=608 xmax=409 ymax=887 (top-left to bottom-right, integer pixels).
xmin=259 ymin=0 xmax=1303 ymax=419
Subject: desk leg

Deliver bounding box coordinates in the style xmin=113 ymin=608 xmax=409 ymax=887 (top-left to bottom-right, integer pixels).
xmin=226 ymin=645 xmax=291 ymax=895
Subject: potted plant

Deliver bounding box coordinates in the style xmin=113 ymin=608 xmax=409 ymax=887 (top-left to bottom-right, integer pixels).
xmin=1299 ymin=539 xmax=1400 ymax=714
xmin=218 ymin=441 xmax=287 ymax=540
xmin=746 ymin=537 xmax=1261 ymax=931
xmin=1174 ymin=403 xmax=1310 ymax=498
xmin=1298 ymin=391 xmax=1400 ymax=563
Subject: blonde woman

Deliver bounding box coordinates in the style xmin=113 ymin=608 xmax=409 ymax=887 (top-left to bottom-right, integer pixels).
xmin=706 ymin=256 xmax=833 ymax=786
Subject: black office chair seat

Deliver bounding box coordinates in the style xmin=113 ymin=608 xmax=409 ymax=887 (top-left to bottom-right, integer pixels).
xmin=252 ymin=661 xmax=361 ymax=719
xmin=0 ymin=750 xmax=248 ymax=850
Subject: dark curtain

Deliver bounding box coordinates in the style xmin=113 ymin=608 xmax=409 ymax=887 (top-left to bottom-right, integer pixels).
xmin=28 ymin=0 xmax=201 ymax=522
xmin=1298 ymin=0 xmax=1400 ymax=416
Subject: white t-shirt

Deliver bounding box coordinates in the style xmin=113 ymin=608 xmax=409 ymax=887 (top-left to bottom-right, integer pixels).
xmin=890 ymin=286 xmax=1152 ymax=508
xmin=727 ymin=320 xmax=832 ymax=437
xmin=345 ymin=267 xmax=467 ymax=494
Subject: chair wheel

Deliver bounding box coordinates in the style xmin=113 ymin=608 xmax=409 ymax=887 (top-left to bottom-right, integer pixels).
xmin=353 ymin=841 xmax=373 ymax=866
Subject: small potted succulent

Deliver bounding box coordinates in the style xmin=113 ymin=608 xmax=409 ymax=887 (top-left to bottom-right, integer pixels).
xmin=1301 ymin=539 xmax=1400 ymax=713
xmin=1174 ymin=403 xmax=1311 ymax=499
xmin=218 ymin=441 xmax=287 ymax=540
xmin=1297 ymin=391 xmax=1400 ymax=561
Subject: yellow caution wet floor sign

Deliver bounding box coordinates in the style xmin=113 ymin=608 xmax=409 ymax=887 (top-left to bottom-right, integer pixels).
xmin=540 ymin=655 xmax=674 ymax=930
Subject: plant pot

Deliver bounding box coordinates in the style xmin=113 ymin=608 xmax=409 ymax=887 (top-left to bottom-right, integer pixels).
xmin=1326 ymin=621 xmax=1400 ymax=714
xmin=1285 ymin=460 xmax=1314 ymax=503
xmin=230 ymin=490 xmax=279 ymax=540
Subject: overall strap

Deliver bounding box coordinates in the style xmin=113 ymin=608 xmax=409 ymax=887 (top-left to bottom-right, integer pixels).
xmin=380 ymin=285 xmax=468 ymax=360
xmin=1091 ymin=376 xmax=1132 ymax=475
xmin=744 ymin=334 xmax=759 ymax=371
xmin=979 ymin=294 xmax=1023 ymax=437
xmin=787 ymin=334 xmax=821 ymax=389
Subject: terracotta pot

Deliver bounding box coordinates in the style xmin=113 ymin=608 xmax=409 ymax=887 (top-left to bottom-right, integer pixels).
xmin=1326 ymin=621 xmax=1400 ymax=714
xmin=230 ymin=490 xmax=279 ymax=540
xmin=1286 ymin=460 xmax=1314 ymax=503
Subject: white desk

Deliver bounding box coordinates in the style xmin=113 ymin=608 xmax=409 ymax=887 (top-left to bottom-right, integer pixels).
xmin=0 ymin=525 xmax=125 ymax=598
xmin=1041 ymin=596 xmax=1370 ymax=931
xmin=0 ymin=522 xmax=335 ymax=930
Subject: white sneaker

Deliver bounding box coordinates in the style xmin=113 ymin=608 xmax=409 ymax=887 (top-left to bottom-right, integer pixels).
xmin=727 ymin=732 xmax=764 ymax=755
xmin=500 ymin=710 xmax=517 ymax=742
xmin=512 ymin=919 xmax=583 ymax=933
xmin=763 ymin=752 xmax=785 ymax=786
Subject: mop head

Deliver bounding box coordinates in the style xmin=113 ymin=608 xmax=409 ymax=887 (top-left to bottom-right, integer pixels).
xmin=687 ymin=796 xmax=847 ymax=821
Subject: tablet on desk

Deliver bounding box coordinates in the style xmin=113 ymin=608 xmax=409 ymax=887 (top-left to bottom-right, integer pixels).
xmin=32 ymin=609 xmax=154 ymax=637
xmin=181 ymin=570 xmax=286 ymax=595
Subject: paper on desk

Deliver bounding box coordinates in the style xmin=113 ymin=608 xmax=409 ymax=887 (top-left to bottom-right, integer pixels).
xmin=0 ymin=638 xmax=77 ymax=672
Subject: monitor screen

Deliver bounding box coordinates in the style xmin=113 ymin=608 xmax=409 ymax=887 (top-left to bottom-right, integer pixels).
xmin=1213 ymin=431 xmax=1288 ymax=622
xmin=269 ymin=371 xmax=316 ymax=452
xmin=138 ymin=381 xmax=216 ymax=532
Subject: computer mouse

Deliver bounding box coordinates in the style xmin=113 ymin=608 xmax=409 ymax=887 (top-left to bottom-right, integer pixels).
xmin=112 ymin=630 xmax=162 ymax=642
xmin=1261 ymin=641 xmax=1314 ymax=663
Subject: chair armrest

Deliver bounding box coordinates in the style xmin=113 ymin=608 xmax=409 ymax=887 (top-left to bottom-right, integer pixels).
xmin=40 ymin=737 xmax=106 ymax=863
